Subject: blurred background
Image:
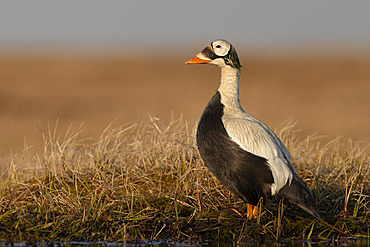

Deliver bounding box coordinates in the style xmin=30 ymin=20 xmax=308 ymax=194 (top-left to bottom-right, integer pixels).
xmin=1 ymin=1 xmax=369 ymax=168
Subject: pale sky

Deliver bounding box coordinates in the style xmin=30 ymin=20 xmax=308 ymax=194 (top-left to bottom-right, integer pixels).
xmin=1 ymin=0 xmax=370 ymax=52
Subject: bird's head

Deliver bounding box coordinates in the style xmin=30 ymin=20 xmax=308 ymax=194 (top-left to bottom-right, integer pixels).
xmin=186 ymin=39 xmax=242 ymax=69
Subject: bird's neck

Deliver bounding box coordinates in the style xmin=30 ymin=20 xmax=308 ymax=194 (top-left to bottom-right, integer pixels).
xmin=218 ymin=67 xmax=241 ymax=109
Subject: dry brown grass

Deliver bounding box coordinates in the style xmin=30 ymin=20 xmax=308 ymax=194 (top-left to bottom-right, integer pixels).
xmin=1 ymin=52 xmax=369 ymax=170
xmin=0 ymin=116 xmax=368 ymax=243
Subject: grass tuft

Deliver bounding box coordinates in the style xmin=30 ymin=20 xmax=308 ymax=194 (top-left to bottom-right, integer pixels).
xmin=0 ymin=116 xmax=368 ymax=243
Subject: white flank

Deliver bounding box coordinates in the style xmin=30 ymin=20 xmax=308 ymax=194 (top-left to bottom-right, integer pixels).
xmin=218 ymin=66 xmax=294 ymax=195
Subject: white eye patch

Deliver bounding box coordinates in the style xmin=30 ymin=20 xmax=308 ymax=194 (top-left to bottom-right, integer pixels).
xmin=212 ymin=40 xmax=230 ymax=57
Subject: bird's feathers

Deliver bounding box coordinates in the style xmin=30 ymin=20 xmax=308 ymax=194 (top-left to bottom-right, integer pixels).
xmin=188 ymin=39 xmax=319 ymax=218
xmin=222 ymin=113 xmax=293 ymax=195
xmin=196 ymin=91 xmax=274 ymax=205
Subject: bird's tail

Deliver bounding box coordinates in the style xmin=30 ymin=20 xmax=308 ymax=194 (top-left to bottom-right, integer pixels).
xmin=294 ymin=199 xmax=321 ymax=219
xmin=278 ymin=178 xmax=320 ymax=219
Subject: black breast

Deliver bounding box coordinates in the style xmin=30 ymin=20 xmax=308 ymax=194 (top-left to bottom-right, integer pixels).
xmin=196 ymin=91 xmax=274 ymax=205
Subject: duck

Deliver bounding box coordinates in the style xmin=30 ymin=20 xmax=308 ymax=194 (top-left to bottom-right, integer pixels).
xmin=186 ymin=39 xmax=320 ymax=219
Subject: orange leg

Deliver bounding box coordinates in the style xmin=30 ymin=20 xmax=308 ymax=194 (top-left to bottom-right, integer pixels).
xmin=246 ymin=203 xmax=258 ymax=220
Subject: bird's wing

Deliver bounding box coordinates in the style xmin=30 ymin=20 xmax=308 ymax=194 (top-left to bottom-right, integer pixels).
xmin=222 ymin=115 xmax=294 ymax=195
xmin=244 ymin=117 xmax=314 ymax=198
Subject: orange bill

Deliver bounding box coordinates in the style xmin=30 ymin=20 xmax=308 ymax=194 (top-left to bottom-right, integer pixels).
xmin=186 ymin=56 xmax=211 ymax=64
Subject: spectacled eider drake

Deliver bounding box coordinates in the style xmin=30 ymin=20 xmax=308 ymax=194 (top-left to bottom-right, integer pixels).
xmin=186 ymin=39 xmax=320 ymax=219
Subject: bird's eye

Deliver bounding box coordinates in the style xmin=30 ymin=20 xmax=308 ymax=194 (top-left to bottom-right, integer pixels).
xmin=216 ymin=45 xmax=221 ymax=48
